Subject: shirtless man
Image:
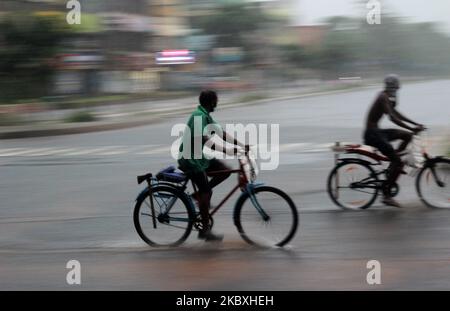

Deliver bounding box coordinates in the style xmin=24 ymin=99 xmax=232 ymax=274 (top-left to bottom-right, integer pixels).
xmin=364 ymin=74 xmax=425 ymax=208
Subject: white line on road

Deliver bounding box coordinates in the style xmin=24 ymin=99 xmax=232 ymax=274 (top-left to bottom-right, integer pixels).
xmin=0 ymin=148 xmax=28 ymax=156
xmin=10 ymin=148 xmax=56 ymax=156
xmin=136 ymin=146 xmax=172 ymax=155
xmin=0 ymin=141 xmax=421 ymax=158
xmin=64 ymin=146 xmax=125 ymax=156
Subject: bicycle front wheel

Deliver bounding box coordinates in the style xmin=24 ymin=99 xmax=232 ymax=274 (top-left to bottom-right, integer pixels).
xmin=234 ymin=186 xmax=298 ymax=247
xmin=134 ymin=185 xmax=194 ymax=247
xmin=416 ymin=158 xmax=450 ymax=208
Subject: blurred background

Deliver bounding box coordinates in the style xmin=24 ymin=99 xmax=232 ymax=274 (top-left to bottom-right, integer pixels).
xmin=1 ymin=0 xmax=450 ymax=127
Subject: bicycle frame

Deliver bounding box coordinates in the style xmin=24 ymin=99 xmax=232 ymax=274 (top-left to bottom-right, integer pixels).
xmin=138 ymin=153 xmax=265 ymax=228
xmin=332 ymin=130 xmax=445 ymax=193
xmin=189 ymin=155 xmax=261 ymax=218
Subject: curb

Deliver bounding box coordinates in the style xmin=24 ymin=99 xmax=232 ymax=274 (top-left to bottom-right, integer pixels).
xmin=0 ymin=84 xmax=377 ymax=140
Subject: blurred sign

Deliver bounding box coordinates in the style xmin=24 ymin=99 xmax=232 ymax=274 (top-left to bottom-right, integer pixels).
xmin=57 ymin=54 xmax=103 ymax=70
xmin=155 ymin=50 xmax=196 ymax=65
xmin=100 ymin=13 xmax=154 ymax=32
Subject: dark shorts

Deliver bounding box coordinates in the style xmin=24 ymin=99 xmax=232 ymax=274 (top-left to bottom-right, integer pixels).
xmin=182 ymin=159 xmax=229 ymax=194
xmin=364 ymin=128 xmax=402 ymax=163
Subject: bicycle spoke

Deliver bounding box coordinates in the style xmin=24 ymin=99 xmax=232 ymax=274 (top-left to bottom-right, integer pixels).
xmin=134 ymin=186 xmax=192 ymax=247
xmin=328 ymin=162 xmax=379 ymax=209
xmin=236 ymin=186 xmax=298 ymax=247
xmin=418 ymin=160 xmax=450 ymax=208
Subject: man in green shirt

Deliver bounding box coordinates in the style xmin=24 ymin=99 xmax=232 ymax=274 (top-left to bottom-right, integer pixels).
xmin=178 ymin=90 xmax=248 ymax=241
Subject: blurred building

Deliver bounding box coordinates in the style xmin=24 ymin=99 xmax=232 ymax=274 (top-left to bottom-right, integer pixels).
xmin=1 ymin=0 xmax=198 ymax=95
xmin=1 ymin=0 xmax=65 ymax=12
xmin=2 ymin=0 xmax=308 ymax=95
xmin=294 ymin=25 xmax=328 ymax=47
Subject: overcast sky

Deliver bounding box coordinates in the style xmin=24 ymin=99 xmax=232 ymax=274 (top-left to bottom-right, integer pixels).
xmin=294 ymin=0 xmax=450 ymax=33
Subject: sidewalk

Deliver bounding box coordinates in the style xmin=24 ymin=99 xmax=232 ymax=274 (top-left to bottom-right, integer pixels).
xmin=0 ymin=81 xmax=376 ymax=139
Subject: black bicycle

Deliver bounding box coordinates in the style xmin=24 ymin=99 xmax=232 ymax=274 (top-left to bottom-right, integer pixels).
xmin=134 ymin=151 xmax=299 ymax=247
xmin=327 ymin=132 xmax=450 ymax=210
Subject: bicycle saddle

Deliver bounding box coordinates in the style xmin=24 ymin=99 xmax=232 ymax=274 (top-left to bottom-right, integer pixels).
xmin=156 ymin=165 xmax=187 ymax=183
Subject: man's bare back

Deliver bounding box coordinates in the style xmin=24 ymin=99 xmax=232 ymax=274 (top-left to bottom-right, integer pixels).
xmin=365 ymin=91 xmax=393 ymax=130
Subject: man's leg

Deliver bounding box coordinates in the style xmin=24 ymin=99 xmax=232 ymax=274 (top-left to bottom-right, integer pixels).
xmin=189 ymin=171 xmax=223 ymax=241
xmin=189 ymin=172 xmax=211 ymax=228
xmin=189 ymin=160 xmax=231 ymax=202
xmin=383 ymin=129 xmax=413 ymax=153
xmin=365 ymin=129 xmax=404 ymax=207
xmin=377 ymin=137 xmax=405 ymax=207
xmin=206 ymin=159 xmax=232 ymax=189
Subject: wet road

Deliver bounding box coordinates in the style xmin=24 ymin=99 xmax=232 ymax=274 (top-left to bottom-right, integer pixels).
xmin=0 ymin=80 xmax=449 ymax=290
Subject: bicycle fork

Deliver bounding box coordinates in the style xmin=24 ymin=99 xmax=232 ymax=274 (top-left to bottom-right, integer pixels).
xmin=246 ymin=183 xmax=270 ymax=221
xmin=428 ymin=164 xmax=445 ymax=187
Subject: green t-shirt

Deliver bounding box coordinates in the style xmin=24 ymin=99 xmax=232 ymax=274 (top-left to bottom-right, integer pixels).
xmin=178 ymin=105 xmax=221 ymax=173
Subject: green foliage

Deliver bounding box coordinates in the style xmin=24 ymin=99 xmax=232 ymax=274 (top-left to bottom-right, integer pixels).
xmin=192 ymin=4 xmax=267 ymax=47
xmin=0 ymin=13 xmax=69 ymax=101
xmin=64 ymin=111 xmax=97 ymax=123
xmin=191 ymin=2 xmax=283 ymax=65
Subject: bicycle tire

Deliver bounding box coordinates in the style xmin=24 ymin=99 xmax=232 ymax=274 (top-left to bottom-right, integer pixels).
xmin=416 ymin=157 xmax=450 ymax=208
xmin=134 ymin=185 xmax=194 ymax=247
xmin=234 ymin=186 xmax=299 ymax=247
xmin=327 ymin=160 xmax=379 ymax=210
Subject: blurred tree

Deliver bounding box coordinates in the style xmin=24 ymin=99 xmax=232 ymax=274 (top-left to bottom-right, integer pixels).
xmin=190 ymin=3 xmax=282 ymax=65
xmin=319 ymin=30 xmax=359 ymax=77
xmin=191 ymin=4 xmax=266 ymax=47
xmin=0 ymin=13 xmax=69 ymax=101
xmin=309 ymin=15 xmax=450 ymax=78
xmin=185 ymin=0 xmax=450 ymax=80
xmin=280 ymin=44 xmax=308 ymax=66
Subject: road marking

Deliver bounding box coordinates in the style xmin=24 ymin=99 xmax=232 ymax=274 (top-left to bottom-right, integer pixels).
xmin=14 ymin=148 xmax=55 ymax=156
xmin=4 ymin=140 xmax=438 ymax=158
xmin=278 ymin=143 xmax=312 ymax=152
xmin=136 ymin=146 xmax=172 ymax=155
xmin=0 ymin=148 xmax=28 ymax=156
xmin=64 ymin=146 xmax=123 ymax=156
xmin=32 ymin=148 xmax=79 ymax=156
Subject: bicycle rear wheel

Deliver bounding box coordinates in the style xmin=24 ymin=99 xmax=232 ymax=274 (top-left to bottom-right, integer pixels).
xmin=327 ymin=161 xmax=379 ymax=210
xmin=134 ymin=185 xmax=194 ymax=246
xmin=416 ymin=158 xmax=450 ymax=208
xmin=234 ymin=186 xmax=298 ymax=247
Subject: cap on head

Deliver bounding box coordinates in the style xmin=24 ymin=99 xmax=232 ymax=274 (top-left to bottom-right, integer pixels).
xmin=384 ymin=74 xmax=400 ymax=91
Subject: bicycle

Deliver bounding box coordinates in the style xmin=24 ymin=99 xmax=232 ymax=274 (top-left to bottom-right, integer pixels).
xmin=133 ymin=151 xmax=299 ymax=247
xmin=327 ymin=131 xmax=450 ymax=210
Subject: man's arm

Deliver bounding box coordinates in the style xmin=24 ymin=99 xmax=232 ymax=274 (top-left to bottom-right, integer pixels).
xmin=221 ymin=131 xmax=248 ymax=150
xmin=383 ymin=99 xmax=416 ymax=131
xmin=204 ymin=121 xmax=249 ymax=153
xmin=392 ymin=109 xmax=420 ymax=126
xmin=203 ymin=135 xmax=243 ymax=155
